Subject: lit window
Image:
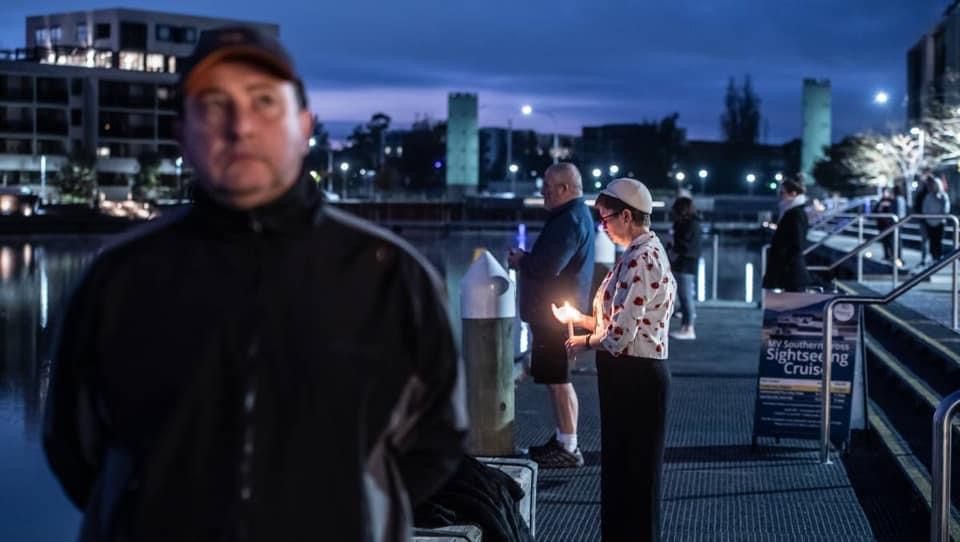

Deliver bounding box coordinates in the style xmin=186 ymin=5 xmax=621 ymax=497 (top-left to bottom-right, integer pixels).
xmin=50 ymin=26 xmax=62 ymax=43
xmin=396 ymin=146 xmax=403 ymax=157
xmin=146 ymin=53 xmax=164 ymax=72
xmin=167 ymin=56 xmax=176 ymax=74
xmin=119 ymin=51 xmax=144 ymax=71
xmin=95 ymin=51 xmax=113 ymax=68
xmin=385 ymin=146 xmax=392 ymax=155
xmin=157 ymin=87 xmax=170 ymax=100
xmin=35 ymin=28 xmax=49 ymax=44
xmin=76 ymin=23 xmax=89 ymax=44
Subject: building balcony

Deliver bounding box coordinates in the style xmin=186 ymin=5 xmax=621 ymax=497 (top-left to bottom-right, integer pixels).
xmin=0 ymin=120 xmax=33 ymax=133
xmin=0 ymin=88 xmax=33 ymax=102
xmin=36 ymin=122 xmax=68 ymax=136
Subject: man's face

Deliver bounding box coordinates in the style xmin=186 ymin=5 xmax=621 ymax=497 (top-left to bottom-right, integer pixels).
xmin=178 ymin=60 xmax=313 ymax=210
xmin=541 ymin=172 xmax=568 ymax=211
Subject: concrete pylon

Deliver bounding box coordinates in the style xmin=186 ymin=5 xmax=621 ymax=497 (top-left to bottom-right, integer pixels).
xmin=460 ymin=250 xmax=516 ymax=455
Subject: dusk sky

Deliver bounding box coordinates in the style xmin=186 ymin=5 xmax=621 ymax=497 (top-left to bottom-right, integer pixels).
xmin=1 ymin=1 xmax=949 ymax=143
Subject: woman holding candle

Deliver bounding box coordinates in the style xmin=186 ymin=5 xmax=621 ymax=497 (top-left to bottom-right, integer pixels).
xmin=552 ymin=178 xmax=675 ymax=541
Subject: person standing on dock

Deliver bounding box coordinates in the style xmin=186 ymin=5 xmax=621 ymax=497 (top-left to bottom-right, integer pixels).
xmin=762 ymin=178 xmax=812 ymax=292
xmin=668 ymin=196 xmax=700 ymax=340
xmin=508 ymin=162 xmax=594 ymax=468
xmin=42 ymin=26 xmax=466 ymax=542
xmin=554 ymin=178 xmax=675 ymax=541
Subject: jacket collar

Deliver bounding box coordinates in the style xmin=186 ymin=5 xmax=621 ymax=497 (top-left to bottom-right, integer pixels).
xmin=547 ymin=197 xmax=582 ymax=217
xmin=190 ymin=172 xmax=323 ymax=235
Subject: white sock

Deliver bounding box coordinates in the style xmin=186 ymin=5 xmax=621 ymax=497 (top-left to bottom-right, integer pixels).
xmin=556 ymin=430 xmax=578 ymax=452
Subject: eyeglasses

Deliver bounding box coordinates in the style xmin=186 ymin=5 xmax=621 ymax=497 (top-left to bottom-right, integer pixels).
xmin=597 ymin=211 xmax=621 ymax=225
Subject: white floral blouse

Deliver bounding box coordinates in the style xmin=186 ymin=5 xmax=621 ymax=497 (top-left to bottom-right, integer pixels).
xmin=590 ymin=231 xmax=677 ymax=359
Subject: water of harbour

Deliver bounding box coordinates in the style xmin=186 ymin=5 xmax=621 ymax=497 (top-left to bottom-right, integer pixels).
xmin=0 ymin=227 xmax=763 ymax=540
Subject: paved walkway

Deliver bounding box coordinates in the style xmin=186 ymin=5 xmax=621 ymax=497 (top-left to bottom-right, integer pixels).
xmin=514 ymin=306 xmax=875 ymax=541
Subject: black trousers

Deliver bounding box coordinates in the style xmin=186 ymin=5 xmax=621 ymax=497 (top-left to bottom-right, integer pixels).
xmin=596 ymin=352 xmax=671 ymax=542
xmin=927 ymin=223 xmax=945 ymax=261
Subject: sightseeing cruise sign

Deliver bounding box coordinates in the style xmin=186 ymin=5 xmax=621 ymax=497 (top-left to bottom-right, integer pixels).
xmin=752 ymin=291 xmax=864 ymax=448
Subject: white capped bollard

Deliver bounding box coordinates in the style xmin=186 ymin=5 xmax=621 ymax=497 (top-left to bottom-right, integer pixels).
xmin=592 ymin=226 xmax=616 ymax=293
xmin=461 ymin=250 xmax=516 ymax=455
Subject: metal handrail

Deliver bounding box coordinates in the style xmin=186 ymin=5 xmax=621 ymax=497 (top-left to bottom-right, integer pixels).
xmin=804 ymin=213 xmax=896 ymax=257
xmin=932 ymin=390 xmax=960 ymax=542
xmin=820 ymin=246 xmax=960 ymax=464
xmin=808 ymin=214 xmax=958 ymax=287
xmin=808 ymin=197 xmax=875 ymax=233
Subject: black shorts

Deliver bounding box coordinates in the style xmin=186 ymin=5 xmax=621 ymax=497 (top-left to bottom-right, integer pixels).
xmin=530 ymin=322 xmax=570 ymax=384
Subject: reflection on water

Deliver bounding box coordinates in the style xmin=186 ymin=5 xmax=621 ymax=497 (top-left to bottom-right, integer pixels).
xmin=0 ymin=227 xmax=762 ymax=539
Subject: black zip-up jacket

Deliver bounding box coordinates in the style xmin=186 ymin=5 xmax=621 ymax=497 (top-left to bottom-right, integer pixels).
xmin=43 ymin=176 xmax=467 ymax=541
xmin=762 ymin=204 xmax=812 ymax=292
xmin=670 ymin=216 xmax=701 ymax=275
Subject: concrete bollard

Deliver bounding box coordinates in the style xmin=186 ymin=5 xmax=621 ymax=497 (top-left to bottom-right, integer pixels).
xmin=460 ymin=250 xmax=516 ymax=456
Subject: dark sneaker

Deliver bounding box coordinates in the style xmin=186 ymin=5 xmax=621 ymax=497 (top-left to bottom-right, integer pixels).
xmin=529 ymin=439 xmax=584 ymax=468
xmin=527 ymin=436 xmax=559 ymax=456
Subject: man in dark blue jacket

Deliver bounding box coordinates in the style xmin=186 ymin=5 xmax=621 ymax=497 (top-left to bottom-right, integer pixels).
xmin=508 ymin=163 xmax=594 ymax=468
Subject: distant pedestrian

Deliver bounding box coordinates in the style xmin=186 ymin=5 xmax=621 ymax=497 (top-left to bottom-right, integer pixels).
xmin=762 ymin=178 xmax=812 ymax=292
xmin=923 ymin=176 xmax=951 ymax=261
xmin=669 ymin=196 xmax=700 ymax=340
xmin=874 ymin=188 xmax=897 ymax=262
xmin=913 ymin=171 xmax=932 ymax=266
xmin=508 ymin=162 xmax=595 ymax=469
xmin=553 ymin=178 xmax=675 ymax=541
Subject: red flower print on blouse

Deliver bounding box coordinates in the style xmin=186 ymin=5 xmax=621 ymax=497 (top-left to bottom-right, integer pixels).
xmin=633 ymin=296 xmax=644 ymax=305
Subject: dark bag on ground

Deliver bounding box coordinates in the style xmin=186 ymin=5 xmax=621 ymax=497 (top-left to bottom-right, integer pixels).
xmin=414 ymin=455 xmax=534 ymax=542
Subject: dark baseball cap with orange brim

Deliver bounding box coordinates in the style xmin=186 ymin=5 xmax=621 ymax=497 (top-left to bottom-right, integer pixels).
xmin=177 ymin=25 xmax=308 ymax=109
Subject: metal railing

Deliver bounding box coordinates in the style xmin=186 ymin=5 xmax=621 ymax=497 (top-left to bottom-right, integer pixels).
xmin=806 ymin=213 xmax=899 ymax=280
xmin=807 ymin=215 xmax=959 ymax=315
xmin=820 ymin=247 xmax=960 ymax=464
xmin=808 ymin=197 xmax=875 ymax=234
xmin=931 ymin=390 xmax=960 ymax=542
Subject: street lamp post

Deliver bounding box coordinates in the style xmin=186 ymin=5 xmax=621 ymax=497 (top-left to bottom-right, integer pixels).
xmin=521 ymin=104 xmax=559 ymax=165
xmin=698 ymin=169 xmax=708 ymax=193
xmin=175 ymin=156 xmax=183 ymax=199
xmin=746 ymin=173 xmax=757 ymax=195
xmin=506 ymin=119 xmax=514 ymax=194
xmin=339 ymin=161 xmax=350 ymax=198
xmin=509 ymin=163 xmax=519 ymax=192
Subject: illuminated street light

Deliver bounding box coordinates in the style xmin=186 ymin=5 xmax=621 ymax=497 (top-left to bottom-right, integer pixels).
xmin=309 ymin=137 xmax=317 ymax=148
xmin=746 ymin=173 xmax=756 ymax=183
xmin=609 ymin=164 xmax=620 ymax=176
xmin=591 ymin=168 xmax=602 ymax=178
xmin=521 ymin=103 xmax=559 ymax=164
xmin=873 ymin=91 xmax=889 ymax=105
xmin=774 ymin=172 xmax=783 ymax=182
xmin=339 ymin=162 xmax=350 ymax=172
xmin=698 ymin=169 xmax=708 ymax=179
xmin=768 ymin=182 xmax=777 ymax=190
xmin=594 ymin=181 xmax=602 ymax=189
xmin=675 ymin=171 xmax=686 ymax=182
xmin=509 ymin=163 xmax=519 ymax=174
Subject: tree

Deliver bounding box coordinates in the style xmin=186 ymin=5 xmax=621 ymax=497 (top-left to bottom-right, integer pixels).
xmin=56 ymin=147 xmax=97 ymax=204
xmin=394 ymin=116 xmax=446 ymax=192
xmin=720 ymin=76 xmax=762 ymax=146
xmin=133 ymin=150 xmax=162 ymax=200
xmin=812 ymin=135 xmax=896 ymax=194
